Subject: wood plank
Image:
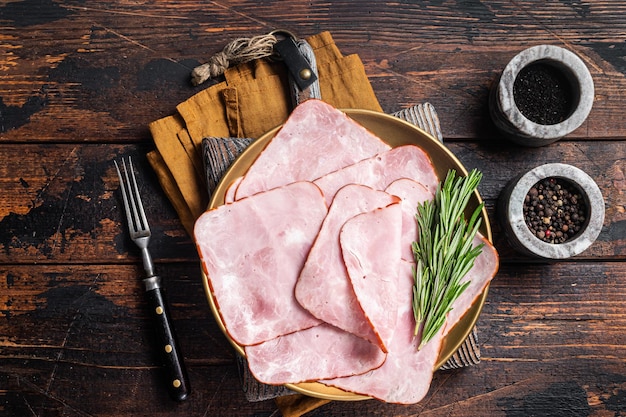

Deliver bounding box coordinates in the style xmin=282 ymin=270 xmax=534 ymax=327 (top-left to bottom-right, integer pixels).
xmin=2 ymin=261 xmax=624 ymax=416
xmin=0 ymin=141 xmax=623 ymax=263
xmin=0 ymin=144 xmax=196 ymax=264
xmin=2 ymin=1 xmax=626 ymax=415
xmin=1 ymin=1 xmax=626 ymax=142
xmin=451 ymin=139 xmax=626 ymax=261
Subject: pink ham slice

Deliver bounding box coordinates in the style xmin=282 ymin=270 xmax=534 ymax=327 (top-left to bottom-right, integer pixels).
xmin=443 ymin=234 xmax=499 ymax=337
xmin=323 ymin=235 xmax=499 ymax=404
xmin=340 ymin=202 xmax=403 ymax=353
xmin=194 ymin=181 xmax=327 ymax=346
xmin=223 ymin=176 xmax=242 ymax=204
xmin=313 ymin=145 xmax=439 ymax=206
xmin=245 ymin=323 xmax=386 ymax=385
xmin=385 ymin=178 xmax=434 ymax=262
xmin=295 ymin=184 xmax=400 ymax=348
xmin=322 ymin=261 xmax=443 ymax=404
xmin=234 ymin=99 xmax=390 ymax=200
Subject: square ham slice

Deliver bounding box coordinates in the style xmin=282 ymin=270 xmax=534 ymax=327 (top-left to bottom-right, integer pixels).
xmin=340 ymin=202 xmax=403 ymax=353
xmin=234 ymin=99 xmax=391 ymax=200
xmin=322 ymin=261 xmax=443 ymax=404
xmin=194 ymin=181 xmax=327 ymax=346
xmin=295 ymin=184 xmax=400 ymax=348
xmin=443 ymin=234 xmax=499 ymax=337
xmin=245 ymin=323 xmax=386 ymax=385
xmin=313 ymin=144 xmax=439 ymax=206
xmin=322 ymin=237 xmax=499 ymax=404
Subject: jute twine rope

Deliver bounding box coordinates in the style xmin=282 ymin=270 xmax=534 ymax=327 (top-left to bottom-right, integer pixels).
xmin=191 ymin=34 xmax=278 ymax=86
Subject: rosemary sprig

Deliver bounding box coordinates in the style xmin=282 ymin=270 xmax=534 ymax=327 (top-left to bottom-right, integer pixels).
xmin=412 ymin=169 xmax=484 ymax=349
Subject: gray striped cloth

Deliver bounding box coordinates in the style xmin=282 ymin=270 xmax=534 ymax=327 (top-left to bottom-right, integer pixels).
xmin=201 ymin=103 xmax=481 ymax=401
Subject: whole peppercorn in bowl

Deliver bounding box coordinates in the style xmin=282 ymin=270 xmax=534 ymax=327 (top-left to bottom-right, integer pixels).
xmin=498 ymin=163 xmax=604 ymax=259
xmin=489 ymin=45 xmax=595 ymax=147
xmin=524 ymin=177 xmax=587 ymax=244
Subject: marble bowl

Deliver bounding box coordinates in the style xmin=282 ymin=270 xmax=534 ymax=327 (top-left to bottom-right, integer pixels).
xmin=498 ymin=163 xmax=604 ymax=259
xmin=489 ymin=45 xmax=594 ymax=147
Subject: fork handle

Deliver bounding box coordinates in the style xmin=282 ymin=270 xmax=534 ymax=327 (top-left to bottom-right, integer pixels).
xmin=144 ymin=276 xmax=190 ymax=401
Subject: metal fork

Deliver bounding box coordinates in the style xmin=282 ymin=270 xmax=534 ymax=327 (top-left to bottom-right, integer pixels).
xmin=115 ymin=158 xmax=155 ymax=277
xmin=115 ymin=157 xmax=190 ymax=401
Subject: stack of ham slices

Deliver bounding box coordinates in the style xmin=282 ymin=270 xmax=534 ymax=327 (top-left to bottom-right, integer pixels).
xmin=194 ymin=99 xmax=499 ymax=404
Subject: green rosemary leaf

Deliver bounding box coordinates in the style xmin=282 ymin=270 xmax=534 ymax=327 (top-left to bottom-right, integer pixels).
xmin=412 ymin=169 xmax=484 ymax=350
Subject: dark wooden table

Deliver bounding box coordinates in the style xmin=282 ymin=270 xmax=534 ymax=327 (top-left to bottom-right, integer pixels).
xmin=2 ymin=1 xmax=625 ymax=416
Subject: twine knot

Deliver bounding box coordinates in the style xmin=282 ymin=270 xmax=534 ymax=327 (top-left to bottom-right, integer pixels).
xmin=191 ymin=34 xmax=278 ymax=86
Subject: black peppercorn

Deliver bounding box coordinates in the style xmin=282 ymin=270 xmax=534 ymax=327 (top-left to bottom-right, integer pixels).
xmin=523 ymin=177 xmax=587 ymax=244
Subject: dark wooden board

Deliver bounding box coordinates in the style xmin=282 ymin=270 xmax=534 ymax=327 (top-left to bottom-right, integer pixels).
xmin=2 ymin=1 xmax=626 ymax=143
xmin=2 ymin=262 xmax=625 ymax=416
xmin=0 ymin=142 xmax=623 ymax=264
xmin=2 ymin=1 xmax=626 ymax=416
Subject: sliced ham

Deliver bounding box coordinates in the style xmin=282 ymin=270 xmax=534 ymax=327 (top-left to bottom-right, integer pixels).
xmin=295 ymin=184 xmax=400 ymax=347
xmin=313 ymin=145 xmax=439 ymax=206
xmin=234 ymin=99 xmax=390 ymax=200
xmin=385 ymin=178 xmax=435 ymax=262
xmin=443 ymin=234 xmax=499 ymax=337
xmin=340 ymin=202 xmax=403 ymax=353
xmin=245 ymin=323 xmax=386 ymax=385
xmin=194 ymin=181 xmax=327 ymax=346
xmin=223 ymin=176 xmax=242 ymax=204
xmin=322 ymin=233 xmax=499 ymax=404
xmin=322 ymin=261 xmax=444 ymax=404
xmin=193 ymin=98 xmax=501 ymax=403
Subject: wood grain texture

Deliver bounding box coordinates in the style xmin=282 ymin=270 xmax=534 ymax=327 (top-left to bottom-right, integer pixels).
xmin=2 ymin=262 xmax=624 ymax=416
xmin=1 ymin=1 xmax=626 ymax=142
xmin=1 ymin=1 xmax=626 ymax=416
xmin=0 ymin=141 xmax=623 ymax=263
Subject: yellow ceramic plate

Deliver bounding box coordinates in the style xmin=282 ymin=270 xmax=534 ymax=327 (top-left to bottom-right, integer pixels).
xmin=203 ymin=109 xmax=493 ymax=401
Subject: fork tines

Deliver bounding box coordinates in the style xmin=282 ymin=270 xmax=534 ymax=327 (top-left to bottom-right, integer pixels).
xmin=114 ymin=157 xmax=151 ymax=240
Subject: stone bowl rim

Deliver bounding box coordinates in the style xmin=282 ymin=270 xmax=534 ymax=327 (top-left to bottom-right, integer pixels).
xmin=505 ymin=162 xmax=604 ymax=259
xmin=497 ymin=45 xmax=595 ymax=141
